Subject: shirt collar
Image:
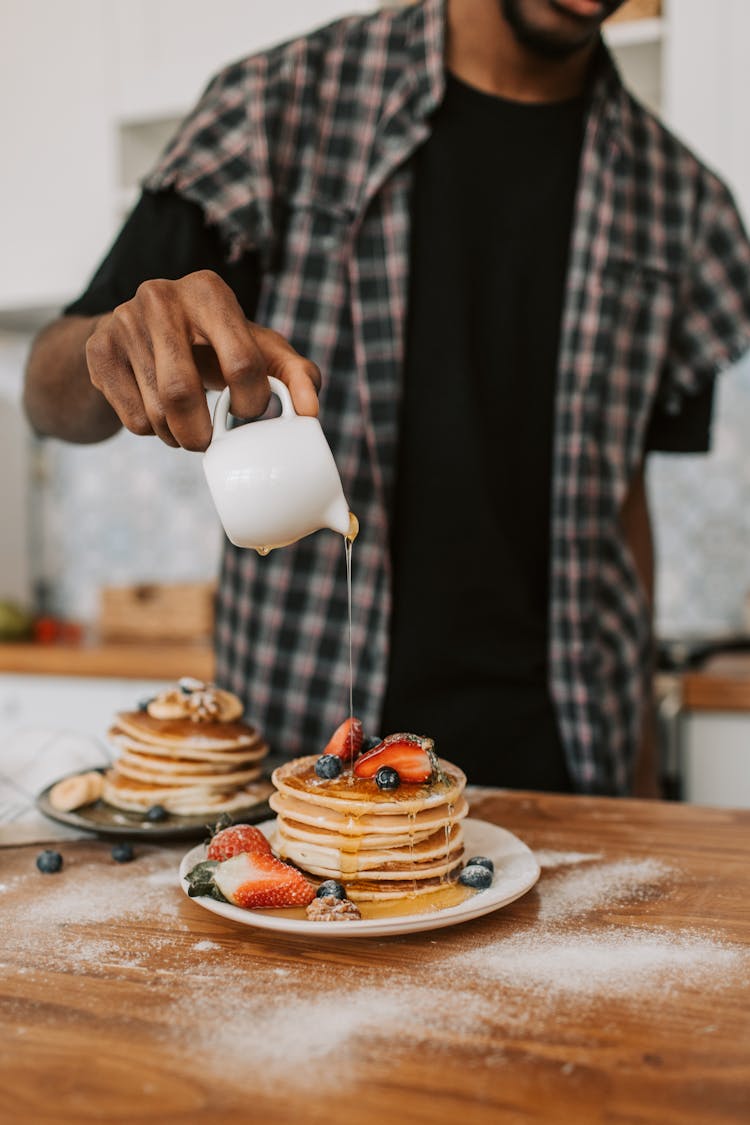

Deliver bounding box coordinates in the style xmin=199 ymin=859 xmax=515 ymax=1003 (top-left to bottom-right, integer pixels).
xmin=410 ymin=3 xmax=632 ymax=159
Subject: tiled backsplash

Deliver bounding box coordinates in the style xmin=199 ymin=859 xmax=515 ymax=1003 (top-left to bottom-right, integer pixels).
xmin=35 ymin=429 xmax=222 ymax=622
xmin=649 ymin=354 xmax=750 ymax=636
xmin=3 ymin=334 xmax=750 ymax=638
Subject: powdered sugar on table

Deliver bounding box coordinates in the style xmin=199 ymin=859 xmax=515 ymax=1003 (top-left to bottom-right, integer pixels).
xmin=2 ymin=838 xmax=747 ymax=1086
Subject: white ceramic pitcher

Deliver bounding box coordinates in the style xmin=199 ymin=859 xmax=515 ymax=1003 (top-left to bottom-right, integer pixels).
xmin=203 ymin=376 xmax=351 ymax=550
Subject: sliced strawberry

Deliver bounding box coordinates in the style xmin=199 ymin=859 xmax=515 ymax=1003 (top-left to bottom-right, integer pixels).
xmin=207 ymin=824 xmax=273 ymax=862
xmin=353 ymin=733 xmax=435 ymax=783
xmin=213 ymin=851 xmax=315 ymax=909
xmin=322 ymin=716 xmax=363 ymax=761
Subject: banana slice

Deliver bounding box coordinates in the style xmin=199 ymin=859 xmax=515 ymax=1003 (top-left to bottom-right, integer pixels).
xmin=147 ymin=689 xmax=188 ymax=720
xmin=146 ymin=684 xmax=244 ymax=723
xmin=49 ymin=770 xmax=104 ymax=811
xmin=213 ymin=689 xmax=244 ymax=722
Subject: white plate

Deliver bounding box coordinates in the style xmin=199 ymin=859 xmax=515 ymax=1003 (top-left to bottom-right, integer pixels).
xmin=179 ymin=817 xmax=540 ymax=938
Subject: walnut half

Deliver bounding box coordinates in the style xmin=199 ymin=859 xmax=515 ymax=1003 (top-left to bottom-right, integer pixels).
xmin=305 ymin=895 xmax=362 ymax=922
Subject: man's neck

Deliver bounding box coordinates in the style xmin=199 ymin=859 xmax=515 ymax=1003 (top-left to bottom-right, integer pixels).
xmin=446 ymin=0 xmax=597 ymax=103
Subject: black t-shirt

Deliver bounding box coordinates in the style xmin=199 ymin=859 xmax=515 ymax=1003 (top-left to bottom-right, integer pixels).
xmin=65 ymin=78 xmax=714 ymax=791
xmin=381 ymin=76 xmax=585 ymax=788
xmin=64 ymin=188 xmax=262 ymax=319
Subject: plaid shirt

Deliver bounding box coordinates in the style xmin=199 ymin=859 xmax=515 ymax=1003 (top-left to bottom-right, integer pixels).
xmin=145 ymin=0 xmax=750 ymax=794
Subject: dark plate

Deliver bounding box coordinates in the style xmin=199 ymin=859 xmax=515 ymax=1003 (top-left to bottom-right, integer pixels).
xmin=36 ymin=768 xmax=273 ymax=841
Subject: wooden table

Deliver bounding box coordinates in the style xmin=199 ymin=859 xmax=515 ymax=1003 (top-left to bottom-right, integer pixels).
xmin=1 ymin=791 xmax=749 ymax=1124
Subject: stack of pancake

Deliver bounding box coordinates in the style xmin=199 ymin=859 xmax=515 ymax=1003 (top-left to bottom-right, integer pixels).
xmin=269 ymin=754 xmax=468 ymax=901
xmin=102 ymin=681 xmax=272 ymax=816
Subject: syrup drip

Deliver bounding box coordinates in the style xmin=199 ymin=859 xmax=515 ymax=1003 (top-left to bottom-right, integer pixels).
xmin=344 ymin=511 xmax=358 ymax=782
xmin=256 ymin=546 xmax=272 ymax=556
xmin=257 ymin=882 xmax=473 ymax=922
xmin=445 ymin=804 xmax=454 ymax=861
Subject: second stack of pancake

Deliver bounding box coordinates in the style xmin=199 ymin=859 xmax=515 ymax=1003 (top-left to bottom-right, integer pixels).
xmin=103 ymin=681 xmax=272 ymax=816
xmin=269 ymin=754 xmax=468 ymax=901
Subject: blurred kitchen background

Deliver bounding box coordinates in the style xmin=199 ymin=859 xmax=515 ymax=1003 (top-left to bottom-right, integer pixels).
xmin=2 ymin=0 xmax=750 ymax=804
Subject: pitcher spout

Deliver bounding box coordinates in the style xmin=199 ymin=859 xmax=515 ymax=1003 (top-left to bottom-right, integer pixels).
xmin=325 ymin=494 xmax=353 ymax=538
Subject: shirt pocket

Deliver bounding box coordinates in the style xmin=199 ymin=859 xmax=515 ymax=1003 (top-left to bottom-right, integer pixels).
xmin=584 ymin=260 xmax=678 ymax=487
xmin=254 ymin=197 xmax=354 ymax=336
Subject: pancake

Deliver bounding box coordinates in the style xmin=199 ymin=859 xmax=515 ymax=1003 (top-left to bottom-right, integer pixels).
xmin=115 ymin=747 xmax=265 ymax=777
xmin=115 ymin=710 xmax=261 ymax=751
xmin=109 ymin=728 xmax=266 ymax=764
xmin=268 ymin=790 xmax=469 ymax=837
xmin=272 ymin=822 xmax=464 ymax=876
xmin=270 ymin=746 xmax=467 ymax=900
xmin=269 ymin=795 xmax=469 ymax=851
xmin=114 ymin=752 xmax=264 ymax=789
xmin=102 ymin=771 xmax=273 ymax=815
xmin=101 ymin=681 xmax=271 ymax=817
xmin=326 ymin=869 xmax=465 ymax=903
xmin=272 ymin=755 xmax=466 ymax=816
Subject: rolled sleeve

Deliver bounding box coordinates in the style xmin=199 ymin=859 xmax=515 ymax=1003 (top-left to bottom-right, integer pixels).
xmin=659 ymin=173 xmax=750 ymax=412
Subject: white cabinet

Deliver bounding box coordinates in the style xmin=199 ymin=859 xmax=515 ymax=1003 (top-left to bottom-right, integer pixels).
xmin=682 ymin=712 xmax=750 ymax=809
xmin=605 ymin=15 xmax=664 ymax=115
xmin=0 ymin=1 xmax=117 ymax=314
xmin=0 ymin=674 xmax=172 ymax=745
xmin=663 ymin=0 xmax=750 ymax=224
xmin=0 ymin=337 xmax=33 ymax=605
xmin=0 ymin=1 xmax=376 ymax=316
xmin=111 ymin=0 xmax=377 ymax=123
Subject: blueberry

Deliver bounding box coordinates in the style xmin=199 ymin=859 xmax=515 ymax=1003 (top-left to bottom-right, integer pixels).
xmin=361 ymin=734 xmax=383 ymax=753
xmin=36 ymin=849 xmax=63 ymax=874
xmin=316 ymin=880 xmax=346 ymax=900
xmin=459 ymin=864 xmax=493 ymax=890
xmin=315 ymin=754 xmax=342 ymax=780
xmin=145 ymin=804 xmax=168 ymax=822
xmin=465 ymin=855 xmax=494 ymax=875
xmin=111 ymin=842 xmax=134 ymax=863
xmin=375 ymin=765 xmax=400 ymax=790
xmin=179 ymin=676 xmax=205 ymax=694
xmin=137 ymin=698 xmax=153 ymax=711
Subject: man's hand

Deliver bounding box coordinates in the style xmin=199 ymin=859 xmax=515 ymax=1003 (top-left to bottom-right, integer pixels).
xmin=85 ymin=270 xmax=321 ymax=451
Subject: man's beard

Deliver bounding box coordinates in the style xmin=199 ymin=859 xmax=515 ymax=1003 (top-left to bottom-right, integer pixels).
xmin=500 ymin=0 xmax=621 ymax=60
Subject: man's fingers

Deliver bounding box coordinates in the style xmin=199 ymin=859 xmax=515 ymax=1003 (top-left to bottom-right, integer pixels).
xmin=190 ymin=274 xmax=271 ymax=419
xmin=86 ymin=320 xmax=156 ymax=439
xmin=114 ymin=305 xmax=180 ymax=447
xmin=85 ymin=274 xmax=322 ymax=452
xmin=151 ymin=321 xmax=213 ymax=451
xmin=253 ymin=325 xmax=322 ymax=417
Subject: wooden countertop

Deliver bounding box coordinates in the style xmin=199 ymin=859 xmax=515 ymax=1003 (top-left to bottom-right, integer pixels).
xmin=0 ymin=638 xmax=215 ymax=681
xmin=2 ymin=790 xmax=749 ymax=1124
xmin=3 ymin=638 xmax=750 ymax=713
xmin=682 ymin=653 xmax=750 ymax=713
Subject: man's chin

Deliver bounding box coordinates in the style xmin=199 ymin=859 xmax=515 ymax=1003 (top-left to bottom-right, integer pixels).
xmin=501 ymin=0 xmax=616 ymax=60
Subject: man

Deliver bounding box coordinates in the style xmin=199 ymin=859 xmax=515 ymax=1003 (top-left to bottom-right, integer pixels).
xmin=24 ymin=0 xmax=750 ymax=794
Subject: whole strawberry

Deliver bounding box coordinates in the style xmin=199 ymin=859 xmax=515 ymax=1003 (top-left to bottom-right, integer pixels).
xmin=207 ymin=823 xmax=273 ymax=862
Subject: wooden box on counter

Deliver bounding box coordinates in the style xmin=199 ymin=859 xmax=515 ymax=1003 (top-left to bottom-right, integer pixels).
xmin=608 ymin=0 xmax=661 ymax=21
xmin=98 ymin=581 xmax=216 ymax=643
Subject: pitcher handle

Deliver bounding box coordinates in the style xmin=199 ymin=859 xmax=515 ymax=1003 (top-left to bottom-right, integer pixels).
xmin=211 ymin=376 xmax=297 ymax=439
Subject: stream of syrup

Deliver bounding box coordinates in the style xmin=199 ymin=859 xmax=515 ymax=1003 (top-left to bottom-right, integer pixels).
xmin=253 ymin=508 xmax=468 ymax=919
xmin=344 ymin=512 xmax=359 ymax=777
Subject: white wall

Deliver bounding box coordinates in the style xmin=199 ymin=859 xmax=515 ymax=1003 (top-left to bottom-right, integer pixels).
xmin=664 ymin=0 xmax=750 ymax=225
xmin=0 ymin=334 xmax=32 ymax=605
xmin=0 ymin=2 xmax=115 ymax=310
